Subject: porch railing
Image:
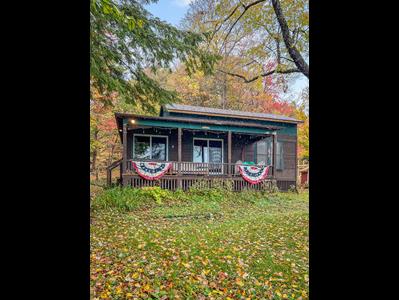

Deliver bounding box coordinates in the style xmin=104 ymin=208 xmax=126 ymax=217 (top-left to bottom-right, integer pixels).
xmin=125 ymin=160 xmax=274 ymax=178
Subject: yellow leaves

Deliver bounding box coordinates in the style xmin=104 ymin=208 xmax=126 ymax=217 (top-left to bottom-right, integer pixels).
xmin=182 ymin=262 xmax=191 ymax=268
xmin=100 ymin=291 xmax=110 ymax=299
xmin=125 ymin=292 xmax=133 ymax=298
xmin=202 ymin=269 xmax=210 ymax=275
xmin=235 ymin=277 xmax=244 ymax=286
xmin=143 ymin=283 xmax=151 ymax=292
xmin=131 ymin=272 xmax=139 ymax=279
xmin=210 ymin=289 xmax=223 ymax=295
xmin=200 ymin=257 xmax=210 ymax=266
xmin=137 ymin=243 xmax=146 ymax=249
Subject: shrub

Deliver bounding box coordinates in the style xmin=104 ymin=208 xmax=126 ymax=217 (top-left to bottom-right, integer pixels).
xmin=260 ymin=180 xmax=279 ymax=194
xmin=288 ymin=184 xmax=298 ymax=193
xmin=189 ymin=178 xmax=233 ymax=202
xmin=92 ymin=186 xmax=173 ymax=211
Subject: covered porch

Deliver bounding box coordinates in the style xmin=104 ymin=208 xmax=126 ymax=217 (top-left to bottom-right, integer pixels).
xmin=110 ymin=113 xmax=282 ymax=191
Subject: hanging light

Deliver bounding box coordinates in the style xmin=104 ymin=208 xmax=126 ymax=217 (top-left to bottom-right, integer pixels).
xmin=130 ymin=119 xmax=136 ymax=124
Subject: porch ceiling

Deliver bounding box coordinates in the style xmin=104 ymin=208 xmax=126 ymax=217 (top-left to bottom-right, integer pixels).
xmin=115 ymin=113 xmax=282 ymax=138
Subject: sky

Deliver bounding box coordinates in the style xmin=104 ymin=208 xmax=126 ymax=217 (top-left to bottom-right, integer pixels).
xmin=146 ymin=0 xmax=308 ymax=102
xmin=146 ymin=0 xmax=193 ymax=26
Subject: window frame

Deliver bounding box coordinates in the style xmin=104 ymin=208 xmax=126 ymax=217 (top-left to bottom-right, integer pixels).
xmin=132 ymin=134 xmax=169 ymax=161
xmin=192 ymin=137 xmax=224 ymax=163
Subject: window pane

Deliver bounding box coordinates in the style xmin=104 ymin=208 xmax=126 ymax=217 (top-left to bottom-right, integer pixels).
xmin=152 ymin=137 xmax=167 ymax=161
xmin=257 ymin=140 xmax=267 ymax=155
xmin=267 ymin=142 xmax=272 ymax=165
xmin=257 ymin=137 xmax=272 ymax=164
xmin=134 ymin=136 xmax=150 ymax=160
xmin=276 ymin=142 xmax=284 ymax=170
xmin=194 ymin=139 xmax=208 ymax=163
xmin=257 ymin=154 xmax=267 ymax=165
xmin=209 ymin=140 xmax=222 ymax=163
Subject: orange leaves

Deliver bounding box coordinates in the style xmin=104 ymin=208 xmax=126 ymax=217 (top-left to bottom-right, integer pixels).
xmin=235 ymin=277 xmax=244 ymax=287
xmin=218 ymin=271 xmax=228 ymax=281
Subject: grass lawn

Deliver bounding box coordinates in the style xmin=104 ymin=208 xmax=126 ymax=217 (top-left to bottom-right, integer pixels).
xmin=90 ymin=188 xmax=309 ymax=300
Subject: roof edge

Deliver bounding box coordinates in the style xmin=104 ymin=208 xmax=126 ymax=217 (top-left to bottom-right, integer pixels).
xmin=114 ymin=113 xmax=285 ymax=130
xmin=165 ymin=107 xmax=303 ymax=124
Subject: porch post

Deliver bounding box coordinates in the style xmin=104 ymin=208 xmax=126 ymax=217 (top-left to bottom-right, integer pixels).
xmin=122 ymin=122 xmax=128 ymax=174
xmin=178 ymin=127 xmax=182 ymax=163
xmin=272 ymin=132 xmax=277 ymax=177
xmin=227 ymin=130 xmax=232 ymax=175
xmin=177 ymin=127 xmax=182 ymax=189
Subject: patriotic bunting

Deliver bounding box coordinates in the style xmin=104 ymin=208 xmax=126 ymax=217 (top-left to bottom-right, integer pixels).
xmin=238 ymin=165 xmax=270 ymax=184
xmin=132 ymin=161 xmax=172 ymax=180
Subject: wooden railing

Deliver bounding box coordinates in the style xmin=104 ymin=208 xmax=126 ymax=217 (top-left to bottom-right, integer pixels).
xmin=106 ymin=159 xmax=123 ymax=186
xmin=126 ymin=160 xmax=274 ymax=178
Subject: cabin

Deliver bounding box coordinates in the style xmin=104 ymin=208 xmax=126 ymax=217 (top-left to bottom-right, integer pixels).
xmin=108 ymin=104 xmax=302 ymax=191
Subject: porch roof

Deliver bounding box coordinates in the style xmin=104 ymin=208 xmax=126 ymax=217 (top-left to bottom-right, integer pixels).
xmin=115 ymin=113 xmax=282 ymax=138
xmin=162 ymin=103 xmax=302 ymax=124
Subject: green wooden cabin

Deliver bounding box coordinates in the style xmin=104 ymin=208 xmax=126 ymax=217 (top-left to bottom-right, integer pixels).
xmin=109 ymin=104 xmax=302 ymax=191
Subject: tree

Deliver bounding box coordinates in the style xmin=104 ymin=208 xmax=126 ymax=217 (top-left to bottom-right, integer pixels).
xmin=295 ymin=86 xmax=309 ymax=161
xmin=90 ymin=0 xmax=219 ymax=112
xmin=90 ymin=90 xmax=121 ymax=181
xmin=189 ymin=0 xmax=308 ymax=83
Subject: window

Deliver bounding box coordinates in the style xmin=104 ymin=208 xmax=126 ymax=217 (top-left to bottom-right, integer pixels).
xmin=256 ymin=137 xmax=272 ymax=165
xmin=193 ymin=139 xmax=223 ymax=163
xmin=276 ymin=141 xmax=284 ymax=170
xmin=133 ymin=135 xmax=168 ymax=161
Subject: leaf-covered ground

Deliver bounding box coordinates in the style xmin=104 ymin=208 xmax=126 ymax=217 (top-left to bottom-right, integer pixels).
xmin=90 ymin=191 xmax=308 ymax=300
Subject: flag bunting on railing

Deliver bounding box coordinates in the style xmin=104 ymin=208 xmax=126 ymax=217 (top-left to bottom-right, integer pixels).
xmin=238 ymin=165 xmax=270 ymax=184
xmin=132 ymin=161 xmax=172 ymax=180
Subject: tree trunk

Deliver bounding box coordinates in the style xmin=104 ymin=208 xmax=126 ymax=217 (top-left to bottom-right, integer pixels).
xmin=271 ymin=0 xmax=309 ymax=78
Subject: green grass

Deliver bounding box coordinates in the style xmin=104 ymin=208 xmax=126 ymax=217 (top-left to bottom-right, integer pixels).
xmin=90 ymin=188 xmax=308 ymax=300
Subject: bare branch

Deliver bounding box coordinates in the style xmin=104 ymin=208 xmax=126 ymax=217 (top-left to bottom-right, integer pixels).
xmin=211 ymin=3 xmax=243 ymax=42
xmin=271 ymin=0 xmax=309 ymax=77
xmin=220 ymin=0 xmax=267 ymax=49
xmin=218 ymin=68 xmax=301 ymax=83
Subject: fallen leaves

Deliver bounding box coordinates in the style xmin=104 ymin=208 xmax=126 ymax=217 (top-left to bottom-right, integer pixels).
xmin=90 ymin=192 xmax=309 ymax=299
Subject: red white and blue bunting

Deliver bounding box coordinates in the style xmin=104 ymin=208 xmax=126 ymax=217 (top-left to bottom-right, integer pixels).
xmin=238 ymin=165 xmax=270 ymax=184
xmin=132 ymin=161 xmax=172 ymax=180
